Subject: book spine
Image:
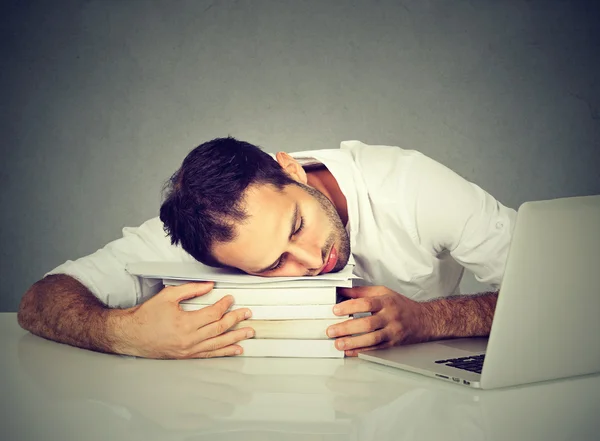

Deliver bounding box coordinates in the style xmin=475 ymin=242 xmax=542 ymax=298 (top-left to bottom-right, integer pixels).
xmin=163 ymin=278 xmax=353 ymax=289
xmin=176 ymin=287 xmax=337 ymax=306
xmin=180 ymin=304 xmax=345 ymax=320
xmin=231 ymin=319 xmax=347 ymax=340
xmin=215 ymin=279 xmax=354 ymax=289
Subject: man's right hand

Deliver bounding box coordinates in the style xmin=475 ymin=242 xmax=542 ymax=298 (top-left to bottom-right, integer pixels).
xmin=114 ymin=282 xmax=254 ymax=359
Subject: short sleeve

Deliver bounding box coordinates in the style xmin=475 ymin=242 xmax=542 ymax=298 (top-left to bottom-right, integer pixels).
xmin=46 ymin=217 xmax=195 ymax=308
xmin=411 ymin=154 xmax=517 ymax=289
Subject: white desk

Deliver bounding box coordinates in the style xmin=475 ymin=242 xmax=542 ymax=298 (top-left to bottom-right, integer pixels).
xmin=1 ymin=313 xmax=598 ymax=441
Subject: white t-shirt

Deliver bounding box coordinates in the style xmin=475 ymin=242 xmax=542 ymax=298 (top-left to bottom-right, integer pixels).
xmin=47 ymin=141 xmax=516 ymax=307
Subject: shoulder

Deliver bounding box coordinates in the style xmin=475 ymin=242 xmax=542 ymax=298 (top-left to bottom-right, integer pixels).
xmin=339 ymin=140 xmax=434 ymax=195
xmin=342 ymin=140 xmax=424 ymax=175
xmin=117 ymin=217 xmax=194 ymax=261
xmin=340 ymin=140 xmax=421 ymax=160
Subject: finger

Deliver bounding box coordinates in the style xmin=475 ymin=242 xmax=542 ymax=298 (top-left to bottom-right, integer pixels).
xmin=333 ymin=297 xmax=383 ymax=316
xmin=163 ymin=282 xmax=215 ymax=303
xmin=326 ymin=314 xmax=384 ymax=338
xmin=198 ymin=309 xmax=254 ymax=339
xmin=192 ymin=327 xmax=255 ymax=356
xmin=189 ymin=295 xmax=240 ymax=327
xmin=334 ymin=329 xmax=387 ymax=352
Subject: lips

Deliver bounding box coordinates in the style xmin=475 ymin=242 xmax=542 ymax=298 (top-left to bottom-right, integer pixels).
xmin=320 ymin=245 xmax=338 ymax=274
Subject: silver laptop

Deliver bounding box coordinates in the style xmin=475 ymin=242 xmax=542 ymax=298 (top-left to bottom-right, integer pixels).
xmin=359 ymin=195 xmax=600 ymax=389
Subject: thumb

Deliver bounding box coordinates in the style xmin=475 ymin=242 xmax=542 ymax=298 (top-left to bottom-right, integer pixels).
xmin=164 ymin=282 xmax=215 ymax=303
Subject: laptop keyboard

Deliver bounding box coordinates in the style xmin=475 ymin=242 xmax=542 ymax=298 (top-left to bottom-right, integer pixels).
xmin=435 ymin=354 xmax=485 ymax=374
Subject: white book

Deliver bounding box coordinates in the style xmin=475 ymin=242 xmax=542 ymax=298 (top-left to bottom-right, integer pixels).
xmin=127 ymin=261 xmax=356 ymax=286
xmin=232 ymin=319 xmax=347 ymax=339
xmin=238 ymin=339 xmax=344 ymax=358
xmin=163 ymin=277 xmax=353 ymax=289
xmin=166 ymin=286 xmax=337 ymax=306
xmin=180 ymin=303 xmax=345 ymax=320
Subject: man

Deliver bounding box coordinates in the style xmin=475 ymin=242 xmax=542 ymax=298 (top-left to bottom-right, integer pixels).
xmin=18 ymin=138 xmax=516 ymax=359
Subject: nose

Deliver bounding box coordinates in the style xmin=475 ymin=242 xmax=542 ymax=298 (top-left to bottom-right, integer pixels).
xmin=287 ymin=241 xmax=323 ymax=271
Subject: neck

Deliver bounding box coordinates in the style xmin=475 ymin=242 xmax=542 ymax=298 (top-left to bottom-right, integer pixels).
xmin=306 ymin=167 xmax=349 ymax=226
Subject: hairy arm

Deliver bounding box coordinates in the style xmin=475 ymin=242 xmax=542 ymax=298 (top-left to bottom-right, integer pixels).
xmin=331 ymin=287 xmax=498 ymax=356
xmin=17 ymin=274 xmax=127 ymax=353
xmin=18 ymin=274 xmax=254 ymax=359
xmin=422 ymin=291 xmax=498 ymax=340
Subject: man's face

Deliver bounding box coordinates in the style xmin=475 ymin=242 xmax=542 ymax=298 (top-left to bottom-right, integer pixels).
xmin=212 ymin=182 xmax=350 ymax=277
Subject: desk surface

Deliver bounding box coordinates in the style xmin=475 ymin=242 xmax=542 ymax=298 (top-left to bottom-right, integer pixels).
xmin=1 ymin=313 xmax=598 ymax=441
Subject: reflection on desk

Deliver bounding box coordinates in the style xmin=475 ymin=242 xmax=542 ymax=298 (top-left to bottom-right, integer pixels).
xmin=1 ymin=313 xmax=598 ymax=441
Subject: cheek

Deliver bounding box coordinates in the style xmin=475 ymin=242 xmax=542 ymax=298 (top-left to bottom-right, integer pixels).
xmin=308 ymin=209 xmax=334 ymax=240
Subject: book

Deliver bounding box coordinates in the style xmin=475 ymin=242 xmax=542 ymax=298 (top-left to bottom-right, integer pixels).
xmin=179 ymin=303 xmax=347 ymax=320
xmin=238 ymin=339 xmax=344 ymax=358
xmin=127 ymin=261 xmax=357 ymax=359
xmin=231 ymin=318 xmax=347 ymax=339
xmin=163 ymin=278 xmax=353 ymax=289
xmin=165 ymin=286 xmax=337 ymax=305
xmin=127 ymin=261 xmax=357 ymax=286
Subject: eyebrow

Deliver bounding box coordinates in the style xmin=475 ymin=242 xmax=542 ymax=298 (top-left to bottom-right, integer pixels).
xmin=255 ymin=203 xmax=299 ymax=273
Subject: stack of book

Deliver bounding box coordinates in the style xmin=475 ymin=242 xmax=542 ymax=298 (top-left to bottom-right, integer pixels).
xmin=127 ymin=262 xmax=356 ymax=358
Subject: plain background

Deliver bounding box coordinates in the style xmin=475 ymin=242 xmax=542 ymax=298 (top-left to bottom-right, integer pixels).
xmin=1 ymin=0 xmax=599 ymax=312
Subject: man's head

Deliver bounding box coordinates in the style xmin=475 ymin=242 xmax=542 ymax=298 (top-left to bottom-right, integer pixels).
xmin=160 ymin=137 xmax=350 ymax=276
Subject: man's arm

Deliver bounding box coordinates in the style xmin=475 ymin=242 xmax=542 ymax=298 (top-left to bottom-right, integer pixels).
xmin=18 ymin=274 xmax=255 ymax=358
xmin=423 ymin=291 xmax=498 ymax=340
xmin=328 ymin=286 xmax=498 ymax=356
xmin=18 ymin=274 xmax=126 ymax=353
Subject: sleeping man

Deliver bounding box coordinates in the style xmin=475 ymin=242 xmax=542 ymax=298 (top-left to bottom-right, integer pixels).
xmin=18 ymin=137 xmax=515 ymax=358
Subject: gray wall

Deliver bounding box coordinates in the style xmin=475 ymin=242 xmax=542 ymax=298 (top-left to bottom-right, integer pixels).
xmin=1 ymin=0 xmax=599 ymax=312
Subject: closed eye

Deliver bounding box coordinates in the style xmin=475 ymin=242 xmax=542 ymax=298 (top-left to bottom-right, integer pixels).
xmin=270 ymin=255 xmax=287 ymax=271
xmin=269 ymin=217 xmax=304 ymax=272
xmin=293 ymin=216 xmax=305 ymax=237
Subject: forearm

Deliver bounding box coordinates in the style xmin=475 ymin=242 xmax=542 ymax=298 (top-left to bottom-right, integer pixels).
xmin=17 ymin=274 xmax=131 ymax=354
xmin=422 ymin=291 xmax=498 ymax=340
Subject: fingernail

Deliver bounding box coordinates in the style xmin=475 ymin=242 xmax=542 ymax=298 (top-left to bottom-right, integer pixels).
xmin=245 ymin=310 xmax=252 ymax=319
xmin=246 ymin=330 xmax=254 ymax=338
xmin=327 ymin=327 xmax=337 ymax=338
xmin=337 ymin=340 xmax=345 ymax=350
xmin=235 ymin=348 xmax=242 ymax=355
xmin=333 ymin=306 xmax=341 ymax=315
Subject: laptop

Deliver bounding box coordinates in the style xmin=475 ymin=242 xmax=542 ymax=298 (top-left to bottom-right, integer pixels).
xmin=358 ymin=195 xmax=600 ymax=389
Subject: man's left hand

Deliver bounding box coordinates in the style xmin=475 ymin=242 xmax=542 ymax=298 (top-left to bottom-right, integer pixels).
xmin=327 ymin=286 xmax=434 ymax=357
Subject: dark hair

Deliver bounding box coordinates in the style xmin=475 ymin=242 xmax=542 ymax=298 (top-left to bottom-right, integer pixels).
xmin=159 ymin=137 xmax=295 ymax=267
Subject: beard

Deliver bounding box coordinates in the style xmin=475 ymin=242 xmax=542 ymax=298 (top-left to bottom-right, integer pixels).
xmin=296 ymin=182 xmax=351 ymax=273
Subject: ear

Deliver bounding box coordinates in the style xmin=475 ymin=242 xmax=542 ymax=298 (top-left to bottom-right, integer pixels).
xmin=275 ymin=152 xmax=308 ymax=184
